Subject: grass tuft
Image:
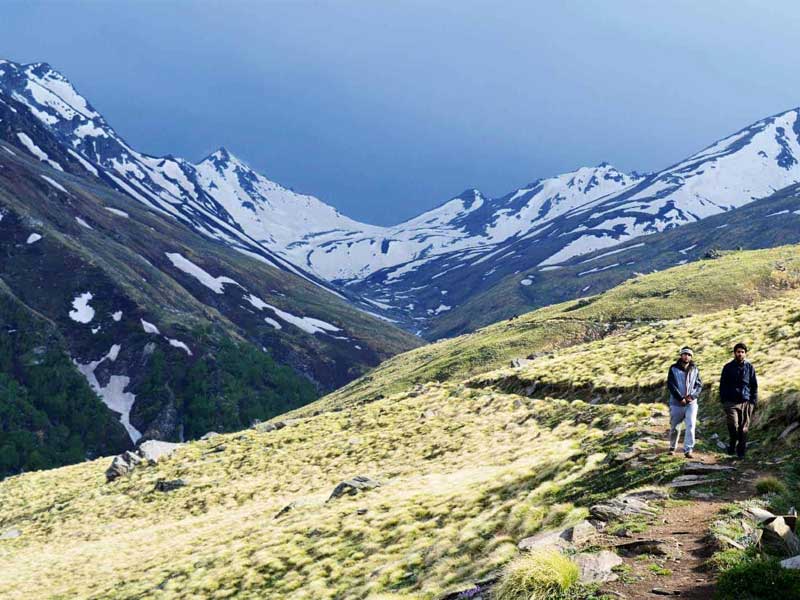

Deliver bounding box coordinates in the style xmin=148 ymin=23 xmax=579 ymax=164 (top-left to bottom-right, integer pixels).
xmin=755 ymin=476 xmax=788 ymax=496
xmin=493 ymin=550 xmax=579 ymax=600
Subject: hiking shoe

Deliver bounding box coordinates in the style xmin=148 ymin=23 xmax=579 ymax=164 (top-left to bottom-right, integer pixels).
xmin=667 ymin=446 xmax=676 ymax=454
xmin=684 ymin=451 xmax=694 ymax=459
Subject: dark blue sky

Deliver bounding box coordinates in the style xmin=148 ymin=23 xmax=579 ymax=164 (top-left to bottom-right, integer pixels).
xmin=2 ymin=1 xmax=798 ymax=224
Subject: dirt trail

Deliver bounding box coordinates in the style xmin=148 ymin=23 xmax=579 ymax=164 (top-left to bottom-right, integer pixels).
xmin=603 ymin=446 xmax=766 ymax=599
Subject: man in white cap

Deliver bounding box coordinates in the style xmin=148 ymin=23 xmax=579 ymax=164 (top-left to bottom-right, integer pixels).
xmin=666 ymin=347 xmax=703 ymax=458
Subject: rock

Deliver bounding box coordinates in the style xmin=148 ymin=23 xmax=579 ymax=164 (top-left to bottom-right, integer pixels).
xmin=439 ymin=574 xmax=500 ymax=600
xmin=616 ymin=539 xmax=680 ymax=558
xmin=154 ymin=478 xmax=187 ymax=492
xmin=105 ymin=450 xmax=143 ymax=482
xmin=510 ymin=358 xmax=533 ymax=369
xmin=716 ymin=440 xmax=728 ymax=450
xmin=779 ymin=422 xmax=800 ymax=440
xmin=0 ymin=528 xmax=21 ymax=540
xmin=274 ymin=502 xmax=296 ymax=519
xmin=612 ymin=448 xmax=641 ymax=463
xmin=564 ymin=520 xmax=600 ymax=547
xmin=745 ymin=507 xmax=776 ymax=523
xmin=715 ymin=534 xmax=745 ymax=550
xmin=682 ymin=462 xmax=735 ymax=475
xmin=200 ymin=432 xmax=220 ymax=440
xmin=689 ymin=491 xmax=714 ymax=500
xmin=255 ymin=421 xmax=286 ymax=433
xmin=651 ymin=588 xmax=681 ymax=596
xmin=668 ymin=475 xmax=718 ymax=488
xmin=517 ymin=528 xmax=573 ymax=552
xmin=759 ymin=516 xmax=800 ymax=556
xmin=327 ymin=476 xmax=381 ymax=501
xmin=590 ymin=495 xmax=657 ymax=521
xmin=356 ymin=508 xmax=368 ymax=515
xmin=574 ymin=550 xmax=623 ymax=584
xmin=781 ymin=555 xmax=800 ymax=569
xmin=138 ymin=440 xmax=182 ymax=463
xmin=626 ymin=489 xmax=669 ymax=501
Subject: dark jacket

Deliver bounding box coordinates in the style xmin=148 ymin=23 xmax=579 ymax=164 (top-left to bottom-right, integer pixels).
xmin=719 ymin=359 xmax=758 ymax=405
xmin=667 ymin=361 xmax=702 ymax=406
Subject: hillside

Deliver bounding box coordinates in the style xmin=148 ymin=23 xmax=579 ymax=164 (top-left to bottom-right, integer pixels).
xmin=306 ymin=243 xmax=800 ymax=413
xmin=427 ymin=182 xmax=800 ymax=338
xmin=0 ymin=132 xmax=419 ymax=477
xmin=1 ymin=244 xmax=799 ymax=599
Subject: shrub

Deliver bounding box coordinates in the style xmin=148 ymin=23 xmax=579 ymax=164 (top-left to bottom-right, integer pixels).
xmin=494 ymin=550 xmax=579 ymax=600
xmin=755 ymin=476 xmax=788 ymax=496
xmin=715 ymin=557 xmax=800 ymax=600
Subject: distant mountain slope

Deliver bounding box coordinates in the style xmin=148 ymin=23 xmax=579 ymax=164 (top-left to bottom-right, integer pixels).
xmin=0 ymin=130 xmax=419 ymax=476
xmin=3 ymin=59 xmax=800 ymax=338
xmin=427 ymin=183 xmax=800 ymax=338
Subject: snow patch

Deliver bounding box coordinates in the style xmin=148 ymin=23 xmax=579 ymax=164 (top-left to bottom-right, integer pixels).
xmin=264 ymin=317 xmax=282 ymax=330
xmin=75 ymin=217 xmax=92 ymax=229
xmin=520 ymin=278 xmax=533 ymax=286
xmin=104 ymin=207 xmax=130 ymax=218
xmin=40 ymin=175 xmax=68 ymax=193
xmin=165 ymin=252 xmax=241 ymax=294
xmin=75 ymin=344 xmax=140 ymax=443
xmin=168 ymin=338 xmax=192 ymax=355
xmin=141 ymin=319 xmax=160 ymax=334
xmin=69 ymin=292 xmax=95 ymax=323
xmin=26 ymin=233 xmax=42 ymax=244
xmin=16 ymin=132 xmax=63 ymax=171
xmin=111 ymin=311 xmax=123 ymax=322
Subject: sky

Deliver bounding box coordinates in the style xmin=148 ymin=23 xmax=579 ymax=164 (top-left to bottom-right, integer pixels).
xmin=1 ymin=1 xmax=799 ymax=225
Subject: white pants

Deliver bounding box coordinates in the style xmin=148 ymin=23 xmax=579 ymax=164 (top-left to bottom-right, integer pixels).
xmin=669 ymin=402 xmax=698 ymax=452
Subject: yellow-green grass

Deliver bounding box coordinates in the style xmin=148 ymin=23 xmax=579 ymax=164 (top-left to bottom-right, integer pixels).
xmin=0 ymin=386 xmax=676 ymax=600
xmin=493 ymin=550 xmax=580 ymax=600
xmin=301 ymin=244 xmax=800 ymax=415
xmin=472 ymin=287 xmax=800 ymax=432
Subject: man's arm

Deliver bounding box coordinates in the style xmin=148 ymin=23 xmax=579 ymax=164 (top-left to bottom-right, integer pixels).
xmin=691 ymin=370 xmax=703 ymax=400
xmin=719 ymin=363 xmax=732 ymax=403
xmin=667 ymin=367 xmax=682 ymax=402
xmin=750 ymin=365 xmax=758 ymax=405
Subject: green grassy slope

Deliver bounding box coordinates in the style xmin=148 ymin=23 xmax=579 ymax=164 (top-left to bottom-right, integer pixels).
xmin=1 ymin=244 xmax=799 ymax=599
xmin=302 ymin=244 xmax=800 ymax=414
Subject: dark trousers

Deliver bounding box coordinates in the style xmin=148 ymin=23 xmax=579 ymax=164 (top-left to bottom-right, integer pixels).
xmin=723 ymin=402 xmax=754 ymax=457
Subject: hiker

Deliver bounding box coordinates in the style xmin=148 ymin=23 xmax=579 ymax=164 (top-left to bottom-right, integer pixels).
xmin=719 ymin=343 xmax=758 ymax=459
xmin=666 ymin=347 xmax=703 ymax=458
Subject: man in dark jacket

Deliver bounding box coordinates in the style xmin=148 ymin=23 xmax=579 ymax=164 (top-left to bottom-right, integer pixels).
xmin=719 ymin=343 xmax=758 ymax=458
xmin=667 ymin=347 xmax=703 ymax=458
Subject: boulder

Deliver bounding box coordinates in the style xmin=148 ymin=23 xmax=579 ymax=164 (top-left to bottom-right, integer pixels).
xmin=563 ymin=520 xmax=600 ymax=547
xmin=574 ymin=550 xmax=623 ymax=584
xmin=200 ymin=432 xmax=220 ymax=440
xmin=154 ymin=478 xmax=187 ymax=492
xmin=745 ymin=507 xmax=776 ymax=524
xmin=590 ymin=495 xmax=657 ymax=521
xmin=517 ymin=528 xmax=573 ymax=552
xmin=781 ymin=555 xmax=800 ymax=569
xmin=105 ymin=450 xmax=143 ymax=482
xmin=255 ymin=421 xmax=285 ymax=433
xmin=759 ymin=517 xmax=800 ymax=556
xmin=138 ymin=440 xmax=182 ymax=463
xmin=510 ymin=358 xmax=533 ymax=369
xmin=327 ymin=476 xmax=381 ymax=502
xmin=0 ymin=528 xmax=21 ymax=540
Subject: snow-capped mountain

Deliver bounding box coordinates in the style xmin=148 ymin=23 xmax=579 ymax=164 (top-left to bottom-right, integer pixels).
xmin=0 ymin=59 xmax=345 ymax=293
xmin=3 ymin=58 xmax=800 ymax=337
